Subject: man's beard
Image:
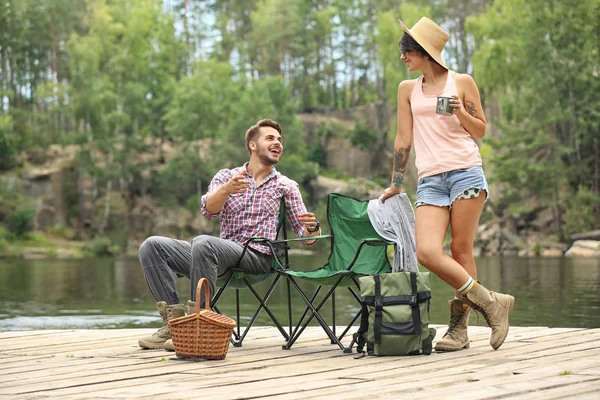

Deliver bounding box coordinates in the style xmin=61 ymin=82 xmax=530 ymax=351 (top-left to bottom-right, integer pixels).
xmin=257 ymin=147 xmax=280 ymax=166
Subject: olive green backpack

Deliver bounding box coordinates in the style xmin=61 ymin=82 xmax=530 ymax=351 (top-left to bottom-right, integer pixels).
xmin=351 ymin=271 xmax=436 ymax=356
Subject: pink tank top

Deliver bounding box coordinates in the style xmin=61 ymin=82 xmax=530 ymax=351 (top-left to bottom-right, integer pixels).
xmin=410 ymin=71 xmax=482 ymax=178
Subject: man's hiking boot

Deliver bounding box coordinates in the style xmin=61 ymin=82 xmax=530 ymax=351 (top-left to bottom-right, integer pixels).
xmin=164 ymin=339 xmax=175 ymax=351
xmin=164 ymin=300 xmax=197 ymax=352
xmin=187 ymin=300 xmax=197 ymax=315
xmin=434 ymin=299 xmax=471 ymax=352
xmin=138 ymin=302 xmax=185 ymax=349
xmin=463 ymin=282 xmax=515 ymax=350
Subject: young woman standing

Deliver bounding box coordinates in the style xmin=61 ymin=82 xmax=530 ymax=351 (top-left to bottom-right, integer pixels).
xmin=381 ymin=17 xmax=514 ymax=351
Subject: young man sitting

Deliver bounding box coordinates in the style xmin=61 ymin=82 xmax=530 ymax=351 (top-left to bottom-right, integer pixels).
xmin=137 ymin=119 xmax=321 ymax=350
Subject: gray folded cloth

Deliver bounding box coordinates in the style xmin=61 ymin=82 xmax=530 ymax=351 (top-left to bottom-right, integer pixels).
xmin=367 ymin=193 xmax=418 ymax=273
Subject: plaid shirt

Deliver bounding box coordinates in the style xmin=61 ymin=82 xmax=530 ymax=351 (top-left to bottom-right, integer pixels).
xmin=201 ymin=164 xmax=311 ymax=255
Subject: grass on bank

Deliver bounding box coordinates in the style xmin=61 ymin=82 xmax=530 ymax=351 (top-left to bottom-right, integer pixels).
xmin=0 ymin=226 xmax=123 ymax=259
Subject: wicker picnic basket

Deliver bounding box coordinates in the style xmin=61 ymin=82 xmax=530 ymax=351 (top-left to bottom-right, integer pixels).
xmin=168 ymin=278 xmax=236 ymax=360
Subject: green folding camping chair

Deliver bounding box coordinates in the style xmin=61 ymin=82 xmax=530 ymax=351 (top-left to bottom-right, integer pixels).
xmin=210 ymin=198 xmax=329 ymax=347
xmin=278 ymin=193 xmax=394 ymax=352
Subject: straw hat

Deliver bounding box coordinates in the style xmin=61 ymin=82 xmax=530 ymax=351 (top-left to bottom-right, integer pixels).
xmin=398 ymin=17 xmax=449 ymax=69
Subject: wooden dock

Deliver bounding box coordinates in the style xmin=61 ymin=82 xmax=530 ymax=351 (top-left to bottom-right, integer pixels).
xmin=1 ymin=326 xmax=599 ymax=399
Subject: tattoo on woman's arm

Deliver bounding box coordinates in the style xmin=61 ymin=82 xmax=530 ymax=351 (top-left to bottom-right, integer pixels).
xmin=465 ymin=101 xmax=477 ymax=117
xmin=392 ymin=146 xmax=411 ymax=189
xmin=393 ymin=173 xmax=404 ymax=188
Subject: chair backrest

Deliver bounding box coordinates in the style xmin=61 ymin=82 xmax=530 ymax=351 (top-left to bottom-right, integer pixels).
xmin=274 ymin=197 xmax=290 ymax=268
xmin=326 ymin=193 xmax=391 ymax=275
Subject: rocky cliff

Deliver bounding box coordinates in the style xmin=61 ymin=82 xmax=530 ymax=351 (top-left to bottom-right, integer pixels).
xmin=2 ymin=108 xmax=598 ymax=259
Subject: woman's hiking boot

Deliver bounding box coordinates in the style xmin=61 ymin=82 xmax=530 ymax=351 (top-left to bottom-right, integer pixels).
xmin=138 ymin=302 xmax=185 ymax=349
xmin=463 ymin=282 xmax=515 ymax=350
xmin=434 ymin=299 xmax=471 ymax=352
xmin=164 ymin=300 xmax=197 ymax=351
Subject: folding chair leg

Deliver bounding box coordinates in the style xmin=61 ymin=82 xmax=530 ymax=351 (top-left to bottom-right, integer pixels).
xmin=334 ymin=277 xmax=363 ymax=344
xmin=282 ymin=284 xmax=328 ymax=349
xmin=296 ymin=284 xmax=342 ymax=347
xmin=213 ymin=304 xmax=241 ymax=344
xmin=211 ymin=272 xmax=234 ymax=307
xmin=234 ymin=289 xmax=241 ymax=346
xmin=211 ymin=272 xmax=241 ymax=344
xmin=284 ymin=276 xmax=363 ymax=352
xmin=287 ymin=279 xmax=292 ymax=338
xmin=286 ymin=286 xmax=330 ymax=348
xmin=337 ymin=286 xmax=362 ymax=343
xmin=231 ymin=274 xmax=289 ymax=347
xmin=333 ymin=278 xmax=364 ymax=352
xmin=282 ymin=276 xmax=346 ymax=351
xmin=287 ymin=286 xmax=322 ymax=342
xmin=331 ymin=292 xmax=336 ymax=344
xmin=245 ymin=275 xmax=289 ymax=339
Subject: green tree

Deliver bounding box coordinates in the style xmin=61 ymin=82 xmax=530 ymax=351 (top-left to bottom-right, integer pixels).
xmin=164 ymin=60 xmax=236 ymax=141
xmin=469 ymin=0 xmax=600 ymax=237
xmin=0 ymin=115 xmax=18 ymax=170
xmin=67 ymin=0 xmax=185 ymax=239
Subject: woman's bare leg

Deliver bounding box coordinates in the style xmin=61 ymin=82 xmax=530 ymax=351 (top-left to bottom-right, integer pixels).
xmin=415 ymin=205 xmax=471 ymax=289
xmin=449 ymin=193 xmax=486 ymax=297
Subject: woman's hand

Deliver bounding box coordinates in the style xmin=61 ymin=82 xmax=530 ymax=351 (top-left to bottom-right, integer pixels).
xmin=381 ymin=186 xmax=402 ymax=203
xmin=450 ymin=95 xmax=464 ymax=116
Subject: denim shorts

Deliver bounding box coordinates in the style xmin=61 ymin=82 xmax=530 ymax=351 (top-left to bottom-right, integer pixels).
xmin=415 ymin=166 xmax=489 ymax=209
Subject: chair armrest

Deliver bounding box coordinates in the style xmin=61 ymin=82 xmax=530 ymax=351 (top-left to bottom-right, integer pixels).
xmin=345 ymin=238 xmax=395 ymax=271
xmin=360 ymin=238 xmax=395 ymax=247
xmin=271 ymin=234 xmax=331 ymax=244
xmin=243 ymin=237 xmax=285 ymax=270
xmin=247 ymin=235 xmax=331 ymax=244
xmin=243 ymin=235 xmax=331 ymax=271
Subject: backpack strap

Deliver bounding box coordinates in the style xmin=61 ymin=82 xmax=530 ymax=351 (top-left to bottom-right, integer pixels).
xmin=373 ymin=275 xmax=384 ymax=344
xmin=361 ymin=291 xmax=431 ymax=306
xmin=409 ymin=272 xmax=421 ymax=335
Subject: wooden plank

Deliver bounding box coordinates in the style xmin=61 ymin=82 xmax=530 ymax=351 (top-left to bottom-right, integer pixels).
xmin=0 ymin=333 xmax=347 ymax=394
xmin=509 ymin=381 xmax=600 ymax=400
xmin=0 ymin=330 xmax=67 ymax=339
xmin=1 ymin=327 xmax=598 ymax=400
xmin=0 ymin=330 xmax=152 ymax=353
xmin=223 ymin=348 xmax=600 ymax=399
xmin=204 ymin=328 xmax=600 ymax=400
xmin=339 ymin=350 xmax=600 ymax=400
xmin=33 ymin=330 xmax=595 ymax=399
xmin=0 ymin=332 xmax=552 ymax=396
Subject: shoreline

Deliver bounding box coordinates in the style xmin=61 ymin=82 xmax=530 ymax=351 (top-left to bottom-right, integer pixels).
xmin=3 ymin=236 xmax=599 ymax=260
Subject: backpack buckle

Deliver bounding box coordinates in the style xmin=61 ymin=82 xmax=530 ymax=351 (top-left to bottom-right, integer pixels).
xmin=374 ymin=296 xmax=383 ymax=309
xmin=409 ymin=294 xmax=418 ymax=306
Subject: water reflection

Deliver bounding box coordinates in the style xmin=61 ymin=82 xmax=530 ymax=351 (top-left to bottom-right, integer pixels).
xmin=0 ymin=255 xmax=598 ymax=331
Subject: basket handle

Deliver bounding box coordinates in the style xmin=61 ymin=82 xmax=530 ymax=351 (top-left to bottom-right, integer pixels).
xmin=195 ymin=278 xmax=211 ymax=314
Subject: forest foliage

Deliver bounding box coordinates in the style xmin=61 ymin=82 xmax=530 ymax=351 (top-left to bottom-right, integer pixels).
xmin=0 ymin=0 xmax=598 ymax=245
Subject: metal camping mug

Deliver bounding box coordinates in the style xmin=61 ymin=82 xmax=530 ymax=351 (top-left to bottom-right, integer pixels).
xmin=436 ymin=96 xmax=454 ymax=116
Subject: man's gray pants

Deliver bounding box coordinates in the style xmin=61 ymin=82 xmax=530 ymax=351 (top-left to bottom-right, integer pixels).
xmin=138 ymin=235 xmax=273 ymax=306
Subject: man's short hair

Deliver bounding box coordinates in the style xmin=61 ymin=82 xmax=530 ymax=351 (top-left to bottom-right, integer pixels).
xmin=244 ymin=119 xmax=282 ymax=155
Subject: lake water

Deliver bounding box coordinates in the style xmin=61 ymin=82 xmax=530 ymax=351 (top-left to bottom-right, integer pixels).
xmin=1 ymin=254 xmax=599 ymax=331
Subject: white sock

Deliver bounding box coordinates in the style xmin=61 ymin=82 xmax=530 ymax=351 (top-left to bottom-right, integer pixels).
xmin=458 ymin=277 xmax=475 ymax=295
